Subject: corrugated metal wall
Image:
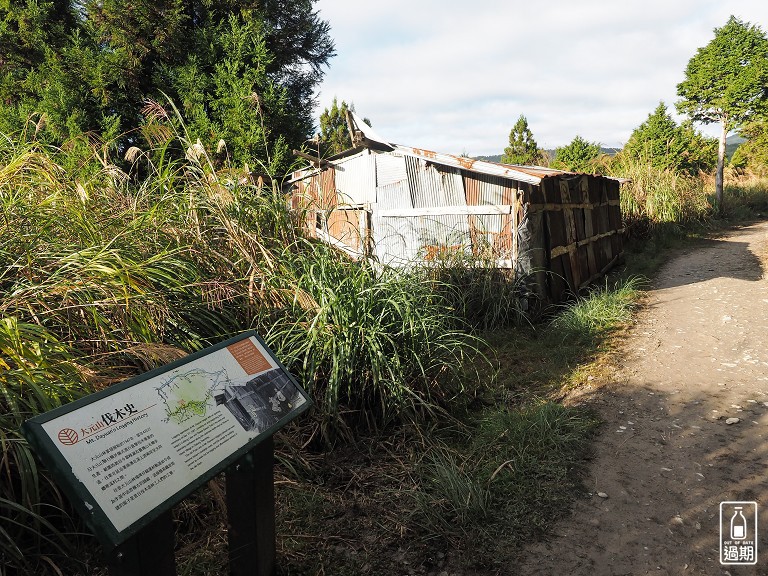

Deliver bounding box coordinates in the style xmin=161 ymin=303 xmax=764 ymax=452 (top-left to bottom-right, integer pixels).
xmin=373 ymin=180 xmax=421 ymax=265
xmin=333 ymin=152 xmax=377 ymax=205
xmin=290 ymin=150 xmax=624 ymax=303
xmin=402 ymin=158 xmax=471 ymax=254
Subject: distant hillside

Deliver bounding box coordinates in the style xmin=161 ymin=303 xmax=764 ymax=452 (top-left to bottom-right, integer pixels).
xmin=726 ymin=134 xmax=746 ymax=160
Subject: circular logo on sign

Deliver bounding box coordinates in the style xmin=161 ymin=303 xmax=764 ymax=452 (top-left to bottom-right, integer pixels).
xmin=58 ymin=428 xmax=79 ymax=446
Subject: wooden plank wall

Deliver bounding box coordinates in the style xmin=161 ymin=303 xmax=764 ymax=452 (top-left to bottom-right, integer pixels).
xmin=531 ymin=175 xmax=624 ymax=303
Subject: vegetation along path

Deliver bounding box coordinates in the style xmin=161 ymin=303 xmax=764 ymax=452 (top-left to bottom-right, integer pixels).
xmin=521 ymin=220 xmax=768 ymax=575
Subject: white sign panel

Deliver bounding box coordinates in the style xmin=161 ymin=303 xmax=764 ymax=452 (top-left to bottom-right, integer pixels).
xmin=23 ymin=333 xmax=309 ymax=545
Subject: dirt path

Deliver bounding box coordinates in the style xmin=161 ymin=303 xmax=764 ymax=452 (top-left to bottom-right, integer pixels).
xmin=520 ymin=220 xmax=768 ymax=575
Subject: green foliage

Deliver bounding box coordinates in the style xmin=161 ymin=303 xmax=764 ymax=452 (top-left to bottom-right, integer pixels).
xmin=549 ymin=277 xmax=643 ymax=342
xmin=551 ymin=135 xmax=603 ymax=173
xmin=0 ymin=122 xmax=494 ymax=569
xmin=166 ymin=14 xmax=292 ymax=173
xmin=265 ymin=241 xmax=485 ymax=440
xmin=620 ymin=102 xmax=717 ymax=174
xmin=676 ymin=16 xmax=768 ymax=129
xmin=610 ymin=153 xmax=712 ymax=235
xmin=317 ymin=98 xmax=372 ymax=157
xmin=677 ymin=15 xmax=768 ymax=207
xmin=0 ymin=0 xmax=334 ymax=170
xmin=0 ymin=318 xmax=92 ymax=574
xmin=318 ymin=97 xmax=353 ymax=156
xmin=731 ymin=120 xmax=768 ymax=176
xmin=501 ymin=114 xmax=542 ymax=166
xmin=423 ymin=249 xmax=529 ymax=330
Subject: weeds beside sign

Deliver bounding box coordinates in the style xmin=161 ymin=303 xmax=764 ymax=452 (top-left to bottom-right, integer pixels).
xmin=22 ymin=332 xmax=310 ymax=548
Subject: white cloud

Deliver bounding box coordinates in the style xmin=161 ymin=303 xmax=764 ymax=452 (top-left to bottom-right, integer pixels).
xmin=314 ymin=0 xmax=768 ymax=155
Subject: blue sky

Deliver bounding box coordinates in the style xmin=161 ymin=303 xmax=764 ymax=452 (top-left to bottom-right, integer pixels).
xmin=312 ymin=1 xmax=768 ymax=156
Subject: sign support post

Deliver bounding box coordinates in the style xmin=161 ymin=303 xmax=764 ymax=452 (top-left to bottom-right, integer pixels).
xmin=105 ymin=509 xmax=176 ymax=576
xmin=227 ymin=436 xmax=276 ymax=576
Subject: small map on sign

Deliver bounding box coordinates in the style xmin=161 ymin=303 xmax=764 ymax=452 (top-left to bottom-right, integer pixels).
xmin=156 ymin=368 xmax=231 ymax=425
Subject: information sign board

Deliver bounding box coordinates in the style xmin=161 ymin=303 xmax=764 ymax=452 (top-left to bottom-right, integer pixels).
xmin=22 ymin=332 xmax=310 ymax=547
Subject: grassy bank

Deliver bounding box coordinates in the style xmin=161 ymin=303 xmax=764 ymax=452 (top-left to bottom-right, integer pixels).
xmin=0 ymin=126 xmax=486 ymax=574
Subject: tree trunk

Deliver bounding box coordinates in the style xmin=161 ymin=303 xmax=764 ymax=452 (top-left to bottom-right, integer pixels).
xmin=716 ymin=119 xmax=727 ymax=213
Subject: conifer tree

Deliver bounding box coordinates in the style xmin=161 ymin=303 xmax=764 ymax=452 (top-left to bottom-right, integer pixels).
xmin=0 ymin=0 xmax=335 ymax=171
xmin=501 ymin=114 xmax=542 ymax=165
xmin=551 ymin=136 xmax=603 ymax=173
xmin=621 ymin=102 xmax=716 ymax=174
xmin=318 ymin=98 xmax=351 ymax=156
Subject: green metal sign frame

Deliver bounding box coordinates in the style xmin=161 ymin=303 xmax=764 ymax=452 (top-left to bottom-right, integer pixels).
xmin=22 ymin=331 xmax=311 ymax=548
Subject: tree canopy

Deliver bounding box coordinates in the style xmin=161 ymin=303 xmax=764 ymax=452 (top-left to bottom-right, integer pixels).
xmin=551 ymin=136 xmax=602 ymax=173
xmin=730 ymin=119 xmax=768 ymax=176
xmin=501 ymin=114 xmax=542 ymax=166
xmin=620 ymin=102 xmax=717 ymax=174
xmin=316 ymin=98 xmax=373 ymax=157
xmin=0 ymin=0 xmax=335 ymax=171
xmin=676 ymin=15 xmax=768 ymax=206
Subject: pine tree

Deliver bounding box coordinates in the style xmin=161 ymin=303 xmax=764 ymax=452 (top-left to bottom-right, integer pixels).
xmin=500 ymin=115 xmax=542 ymax=165
xmin=0 ymin=0 xmax=335 ymax=171
xmin=318 ymin=98 xmax=352 ymax=156
xmin=621 ymin=102 xmax=716 ymax=174
xmin=0 ymin=0 xmax=79 ymax=133
xmin=551 ymin=136 xmax=602 ymax=173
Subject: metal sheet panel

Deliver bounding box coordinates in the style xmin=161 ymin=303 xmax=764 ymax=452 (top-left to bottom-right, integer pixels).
xmin=401 ymin=158 xmax=471 ymax=256
xmin=332 ymin=153 xmax=376 ymax=205
xmin=403 ymin=157 xmax=465 ymax=208
xmin=375 ymin=154 xmax=407 ymax=188
xmin=462 ymin=172 xmax=518 ymax=260
xmin=405 ymin=156 xmax=440 ymax=208
xmin=394 ymin=144 xmax=543 ymax=185
xmin=376 ymin=175 xmax=412 ymax=209
xmin=372 ymin=181 xmax=420 ymax=267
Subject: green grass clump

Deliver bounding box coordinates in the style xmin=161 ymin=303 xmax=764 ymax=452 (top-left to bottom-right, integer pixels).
xmin=549 ymin=276 xmax=643 ymax=343
xmin=409 ymin=402 xmax=600 ymax=565
xmin=0 ymin=318 xmax=92 ymax=574
xmin=265 ymin=240 xmax=485 ymax=440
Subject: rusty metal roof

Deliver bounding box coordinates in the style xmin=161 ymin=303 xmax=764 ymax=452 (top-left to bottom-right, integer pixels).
xmin=348 ymin=112 xmax=582 ymax=185
xmin=293 ymin=112 xmax=618 ymax=185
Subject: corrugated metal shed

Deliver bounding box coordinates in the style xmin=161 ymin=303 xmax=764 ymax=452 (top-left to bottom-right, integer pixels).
xmin=289 ymin=113 xmax=625 ymax=303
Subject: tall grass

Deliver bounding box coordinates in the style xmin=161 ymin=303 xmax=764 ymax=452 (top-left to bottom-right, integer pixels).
xmin=612 ymin=156 xmax=711 ymax=234
xmin=265 ymin=240 xmax=484 ymax=439
xmin=421 ymin=247 xmax=530 ymax=329
xmin=0 ymin=318 xmax=90 ymax=574
xmin=1 ymin=110 xmax=492 ymax=571
xmin=719 ymin=170 xmax=768 ymax=219
xmin=410 ymin=402 xmax=600 ymax=554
